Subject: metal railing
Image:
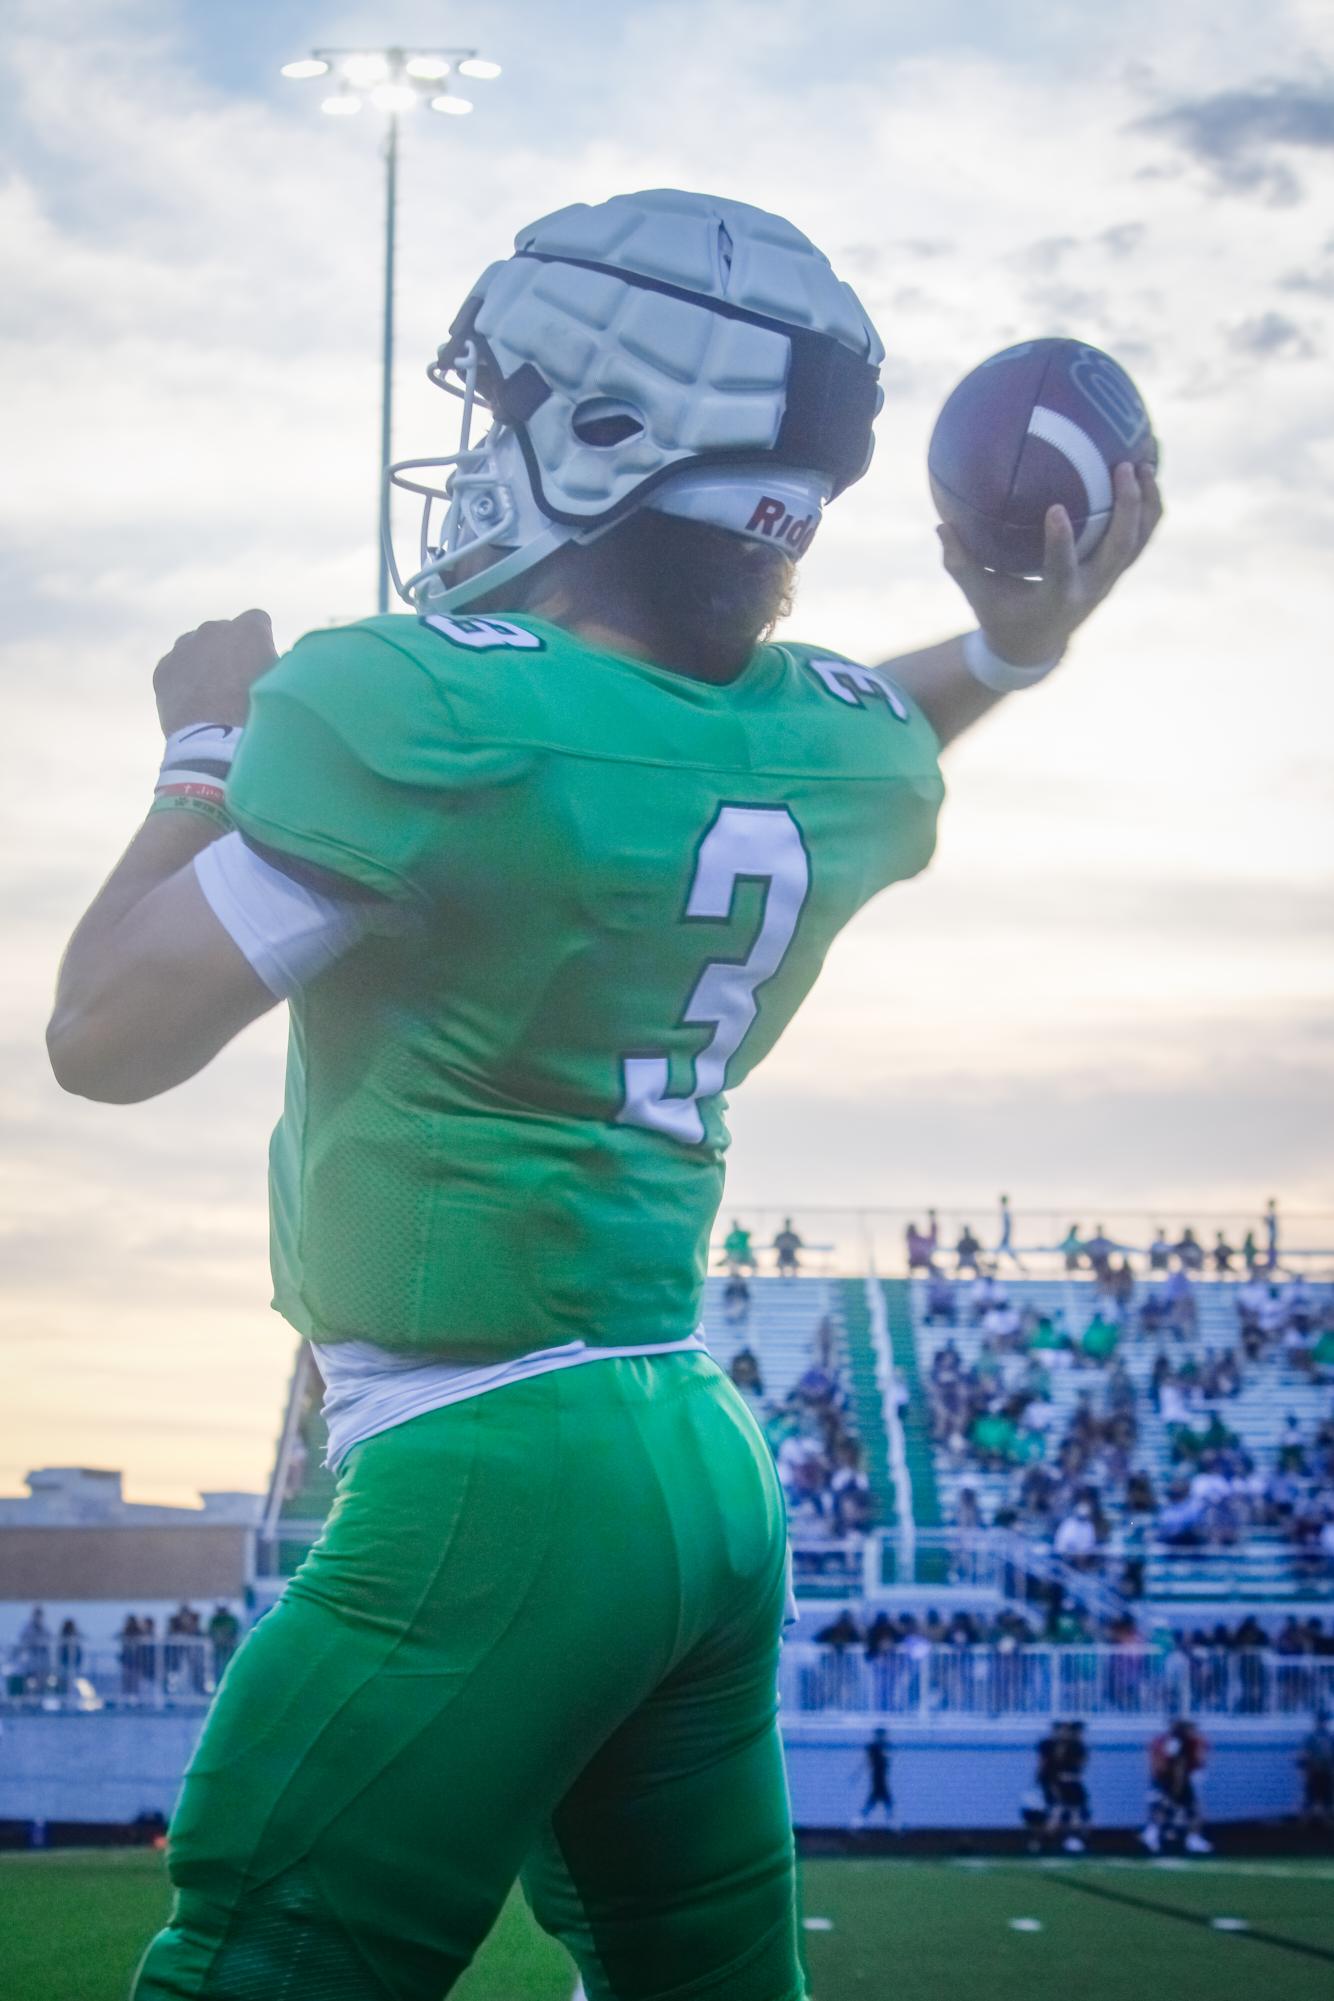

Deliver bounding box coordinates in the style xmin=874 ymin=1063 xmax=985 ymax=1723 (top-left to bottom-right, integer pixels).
xmin=707 ymin=1208 xmax=1334 ymax=1279
xmin=780 ymin=1642 xmax=1334 ymax=1719
xmin=8 ymin=1633 xmax=1334 ymax=1723
xmin=790 ymin=1527 xmax=1334 ymax=1607
xmin=1 ymin=1639 xmax=233 ymax=1712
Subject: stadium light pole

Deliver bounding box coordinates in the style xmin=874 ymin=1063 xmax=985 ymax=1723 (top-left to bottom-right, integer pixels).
xmin=281 ymin=47 xmax=503 ymax=613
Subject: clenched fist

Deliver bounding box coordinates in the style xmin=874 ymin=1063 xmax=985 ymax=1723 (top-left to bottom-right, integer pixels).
xmin=153 ymin=609 xmax=279 ymax=736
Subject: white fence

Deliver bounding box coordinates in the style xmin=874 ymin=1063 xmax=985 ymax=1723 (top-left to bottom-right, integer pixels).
xmin=780 ymin=1643 xmax=1334 ymax=1719
xmin=10 ymin=1636 xmax=1333 ymax=1724
xmin=2 ymin=1638 xmax=230 ymax=1712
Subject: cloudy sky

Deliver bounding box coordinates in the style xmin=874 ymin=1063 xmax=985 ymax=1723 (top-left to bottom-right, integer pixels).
xmin=2 ymin=0 xmax=1332 ymax=1505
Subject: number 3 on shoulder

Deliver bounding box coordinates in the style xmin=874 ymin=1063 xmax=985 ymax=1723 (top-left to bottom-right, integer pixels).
xmin=618 ymin=805 xmax=810 ymax=1145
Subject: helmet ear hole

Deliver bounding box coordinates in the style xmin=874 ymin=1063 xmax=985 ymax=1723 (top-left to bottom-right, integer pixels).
xmin=572 ymin=397 xmax=645 ymax=447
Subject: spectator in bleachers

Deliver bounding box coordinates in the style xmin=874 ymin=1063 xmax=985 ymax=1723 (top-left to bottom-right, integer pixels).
xmin=721 ymin=1220 xmax=756 ymax=1273
xmin=1108 ymin=1257 xmax=1136 ymax=1313
xmin=995 ymin=1193 xmax=1026 ymax=1271
xmin=1053 ymin=1502 xmax=1099 ymax=1564
xmin=1213 ymin=1232 xmax=1236 ymax=1276
xmin=723 ymin=1273 xmax=751 ymax=1325
xmin=1028 ymin=1308 xmax=1071 ymax=1353
xmin=1265 ymin=1197 xmax=1280 ymax=1272
xmin=207 ymin=1603 xmax=241 ymax=1678
xmin=136 ymin=1615 xmax=159 ymax=1692
xmin=1243 ymin=1228 xmax=1260 ymax=1275
xmin=1081 ymin=1308 xmax=1120 ymax=1365
xmin=55 ymin=1618 xmax=84 ymax=1685
xmin=119 ymin=1614 xmax=144 ymax=1698
xmin=861 ymin=1611 xmax=896 ymax=1658
xmin=983 ymin=1293 xmax=1023 ymax=1346
xmin=814 ymin=1608 xmax=862 ymax=1650
xmin=1083 ymin=1226 xmax=1116 ymax=1282
xmin=905 ymin=1219 xmax=936 ymax=1273
xmin=831 ymin=1442 xmax=872 ymax=1535
xmin=1059 ymin=1224 xmax=1084 ymax=1273
xmin=931 ymin=1338 xmax=963 ymax=1385
xmin=1174 ymin=1227 xmax=1204 ymax=1273
xmin=1164 ymin=1266 xmax=1197 ymax=1338
xmin=1149 ymin=1228 xmax=1171 ymax=1273
xmin=773 ymin=1217 xmax=803 ymax=1279
xmin=954 ymin=1223 xmax=982 ymax=1274
xmin=18 ymin=1606 xmax=50 ymax=1683
xmin=922 ymin=1271 xmax=957 ymax=1325
xmin=1285 ymin=1275 xmax=1317 ymax=1334
xmin=729 ymin=1344 xmax=764 ymax=1399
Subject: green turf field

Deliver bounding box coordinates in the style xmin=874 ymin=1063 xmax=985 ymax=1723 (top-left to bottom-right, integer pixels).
xmin=3 ymin=1849 xmax=1332 ymax=2000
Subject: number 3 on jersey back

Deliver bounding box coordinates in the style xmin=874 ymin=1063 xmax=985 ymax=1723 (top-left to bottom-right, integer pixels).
xmin=617 ymin=805 xmax=811 ymax=1145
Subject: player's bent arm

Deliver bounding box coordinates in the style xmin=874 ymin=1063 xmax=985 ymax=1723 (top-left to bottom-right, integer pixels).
xmin=873 ymin=634 xmax=1005 ymax=751
xmin=47 ymin=814 xmax=279 ymax=1103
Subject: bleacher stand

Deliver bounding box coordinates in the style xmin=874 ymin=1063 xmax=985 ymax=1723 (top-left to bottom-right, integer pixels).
xmin=702 ymin=1276 xmax=874 ymax=1540
xmin=910 ymin=1262 xmax=1334 ymax=1616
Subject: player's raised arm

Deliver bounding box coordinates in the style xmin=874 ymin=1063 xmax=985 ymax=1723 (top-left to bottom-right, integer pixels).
xmin=881 ymin=335 xmax=1164 ymax=748
xmin=47 ymin=611 xmax=334 ymax=1103
xmin=879 ymin=461 xmax=1161 ymax=748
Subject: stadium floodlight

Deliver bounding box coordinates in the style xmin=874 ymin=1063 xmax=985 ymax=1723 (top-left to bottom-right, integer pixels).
xmin=281 ymin=44 xmax=503 ymax=612
xmin=340 ymin=52 xmax=391 ymax=88
xmin=370 ymin=83 xmax=420 ymax=113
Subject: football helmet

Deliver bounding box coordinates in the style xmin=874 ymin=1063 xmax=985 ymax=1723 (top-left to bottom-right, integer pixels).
xmin=383 ymin=189 xmax=885 ymax=613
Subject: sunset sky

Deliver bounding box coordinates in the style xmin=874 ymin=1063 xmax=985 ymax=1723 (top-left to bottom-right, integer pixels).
xmin=2 ymin=0 xmax=1331 ymax=1506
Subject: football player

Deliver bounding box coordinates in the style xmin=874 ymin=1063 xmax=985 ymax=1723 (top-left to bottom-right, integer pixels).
xmin=48 ymin=190 xmax=1159 ymax=2000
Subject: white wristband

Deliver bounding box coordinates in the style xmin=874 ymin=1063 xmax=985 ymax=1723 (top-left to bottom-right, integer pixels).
xmin=962 ymin=629 xmax=1064 ymax=695
xmin=155 ymin=724 xmax=244 ymax=807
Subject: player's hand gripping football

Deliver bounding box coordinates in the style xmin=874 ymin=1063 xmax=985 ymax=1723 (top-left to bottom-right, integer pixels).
xmin=937 ymin=461 xmax=1163 ymax=668
xmin=152 ymin=608 xmax=278 ymax=736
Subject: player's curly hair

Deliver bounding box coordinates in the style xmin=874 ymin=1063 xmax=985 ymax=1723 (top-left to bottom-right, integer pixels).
xmin=472 ymin=513 xmax=795 ymax=682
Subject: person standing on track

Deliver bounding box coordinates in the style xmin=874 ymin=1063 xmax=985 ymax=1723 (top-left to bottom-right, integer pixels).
xmin=856 ymin=1728 xmax=895 ymax=1829
xmin=1142 ymin=1719 xmax=1213 ymax=1854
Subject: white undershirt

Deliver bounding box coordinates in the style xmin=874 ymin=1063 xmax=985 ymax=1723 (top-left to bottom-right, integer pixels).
xmin=314 ymin=1329 xmax=711 ymax=1469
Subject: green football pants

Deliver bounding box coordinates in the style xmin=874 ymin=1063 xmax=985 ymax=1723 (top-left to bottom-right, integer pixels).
xmin=133 ymin=1351 xmax=805 ymax=2000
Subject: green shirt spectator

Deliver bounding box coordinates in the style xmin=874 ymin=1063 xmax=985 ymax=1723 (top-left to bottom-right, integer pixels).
xmin=971 ymin=1410 xmax=1018 ymax=1462
xmin=1082 ymin=1314 xmax=1120 ymax=1362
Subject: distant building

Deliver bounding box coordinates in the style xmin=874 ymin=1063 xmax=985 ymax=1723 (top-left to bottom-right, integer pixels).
xmin=0 ymin=1467 xmax=261 ymax=1645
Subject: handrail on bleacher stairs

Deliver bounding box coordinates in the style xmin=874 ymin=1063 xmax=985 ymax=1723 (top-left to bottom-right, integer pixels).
xmin=780 ymin=1642 xmax=1334 ymax=1721
xmin=792 ymin=1526 xmax=1131 ymax=1621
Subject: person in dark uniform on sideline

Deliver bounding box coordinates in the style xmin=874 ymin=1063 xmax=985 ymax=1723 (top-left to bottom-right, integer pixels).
xmin=1056 ymin=1719 xmax=1092 ymax=1853
xmin=1299 ymin=1710 xmax=1334 ymax=1828
xmin=857 ymin=1727 xmax=895 ymax=1828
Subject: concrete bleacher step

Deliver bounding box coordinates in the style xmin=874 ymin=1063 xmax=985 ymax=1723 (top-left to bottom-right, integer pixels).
xmin=834 ymin=1280 xmax=895 ymax=1526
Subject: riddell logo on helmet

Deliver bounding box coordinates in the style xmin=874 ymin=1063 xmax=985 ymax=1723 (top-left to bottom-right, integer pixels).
xmin=746 ymin=497 xmax=818 ymax=555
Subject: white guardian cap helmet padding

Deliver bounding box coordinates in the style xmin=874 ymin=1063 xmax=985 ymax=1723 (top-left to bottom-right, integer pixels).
xmin=383 ymin=189 xmax=885 ymax=614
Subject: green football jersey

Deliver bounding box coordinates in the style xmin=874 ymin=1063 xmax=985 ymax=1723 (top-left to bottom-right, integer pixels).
xmin=226 ymin=611 xmax=943 ymax=1358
